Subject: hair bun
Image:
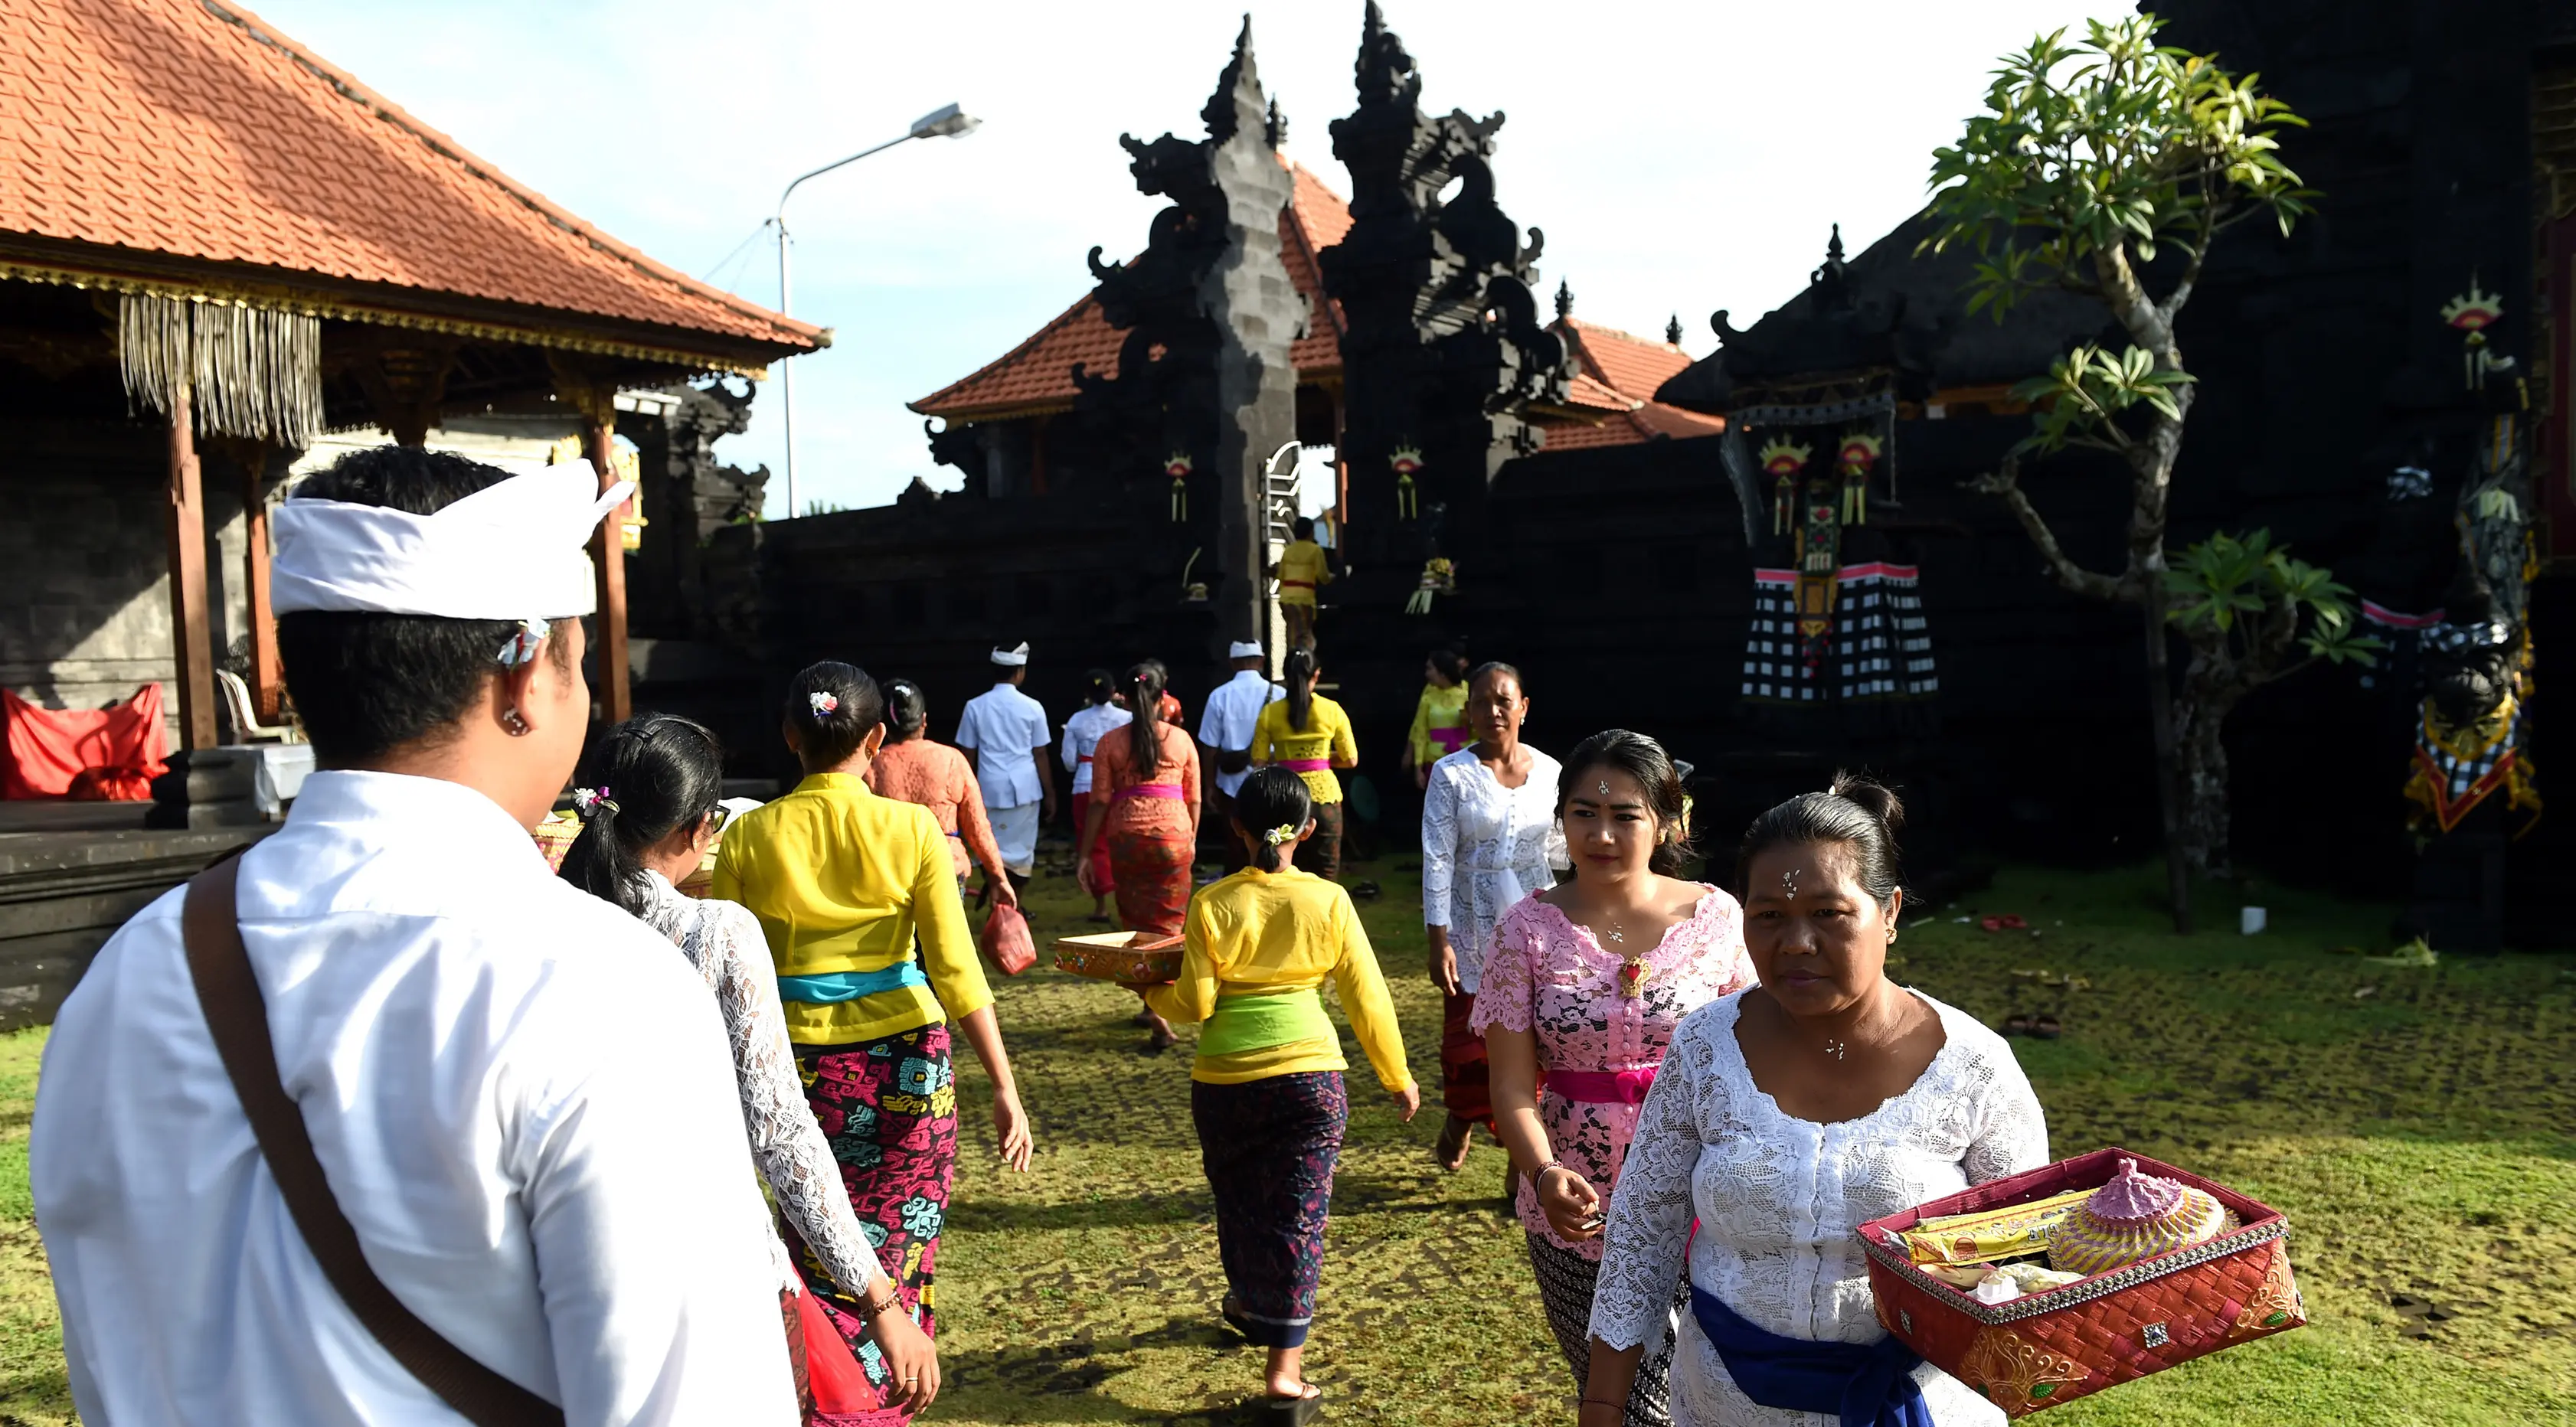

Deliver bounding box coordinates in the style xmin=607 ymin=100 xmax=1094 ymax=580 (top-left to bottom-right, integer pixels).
xmin=1827 ymin=772 xmax=1904 ymax=833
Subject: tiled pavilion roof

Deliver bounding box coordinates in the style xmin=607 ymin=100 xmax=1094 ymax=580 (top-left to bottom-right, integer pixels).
xmin=1534 ymin=315 xmax=1728 ymax=452
xmin=911 ymin=164 xmax=1348 ymax=420
xmin=0 ymin=0 xmax=821 ymax=371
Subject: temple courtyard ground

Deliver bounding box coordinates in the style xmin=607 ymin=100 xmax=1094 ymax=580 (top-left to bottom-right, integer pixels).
xmin=0 ymin=854 xmax=2565 ymax=1424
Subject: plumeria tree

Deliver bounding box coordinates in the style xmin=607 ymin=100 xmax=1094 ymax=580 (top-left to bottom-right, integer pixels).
xmin=1927 ymin=17 xmax=2372 ymax=927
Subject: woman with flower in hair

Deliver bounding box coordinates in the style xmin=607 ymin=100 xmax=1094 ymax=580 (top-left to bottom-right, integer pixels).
xmin=717 ymin=661 xmax=1036 ymax=1415
xmin=865 ymin=678 xmax=1017 ymax=909
xmin=1078 ymin=661 xmax=1200 ymax=1051
xmin=1144 ymin=767 xmax=1416 ymax=1423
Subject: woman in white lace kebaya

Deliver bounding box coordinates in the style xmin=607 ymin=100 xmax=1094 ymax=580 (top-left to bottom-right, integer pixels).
xmin=1583 ymin=776 xmax=2048 ymax=1427
xmin=1420 ymin=661 xmax=1563 ymax=1171
xmin=1475 ymin=730 xmax=1751 ymax=1426
xmin=558 ymin=714 xmax=940 ymax=1416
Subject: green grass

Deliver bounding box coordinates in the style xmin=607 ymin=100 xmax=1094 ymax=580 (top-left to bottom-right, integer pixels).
xmin=0 ymin=856 xmax=2566 ymax=1425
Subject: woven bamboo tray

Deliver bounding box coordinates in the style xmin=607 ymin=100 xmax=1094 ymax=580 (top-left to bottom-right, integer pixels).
xmin=1053 ymin=930 xmax=1184 ymax=985
xmin=1859 ymin=1146 xmax=2304 ymax=1417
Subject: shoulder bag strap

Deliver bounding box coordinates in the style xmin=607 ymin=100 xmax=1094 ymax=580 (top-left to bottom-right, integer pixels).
xmin=182 ymin=858 xmax=567 ymax=1427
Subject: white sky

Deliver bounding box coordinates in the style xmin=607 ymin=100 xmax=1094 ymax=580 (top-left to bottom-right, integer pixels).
xmin=249 ymin=0 xmax=2127 ymax=514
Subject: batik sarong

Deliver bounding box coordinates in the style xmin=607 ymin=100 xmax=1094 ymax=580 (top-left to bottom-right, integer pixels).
xmin=1527 ymin=1229 xmax=1681 ymax=1426
xmin=1071 ymin=792 xmax=1116 ymax=894
xmin=1192 ymin=1069 xmax=1347 ymax=1349
xmin=1439 ymin=990 xmax=1492 ymax=1126
xmin=783 ymin=1022 xmax=959 ymax=1419
xmin=1107 ymin=828 xmax=1192 ymax=937
xmin=1306 ymin=802 xmax=1344 ymax=882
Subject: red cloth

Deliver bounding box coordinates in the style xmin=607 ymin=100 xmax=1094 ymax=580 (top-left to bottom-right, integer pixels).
xmin=3 ymin=684 xmax=168 ymax=800
xmin=1440 ymin=990 xmax=1493 ymax=1126
xmin=1070 ymin=791 xmax=1116 ymax=893
xmin=792 ymin=1285 xmax=878 ymax=1417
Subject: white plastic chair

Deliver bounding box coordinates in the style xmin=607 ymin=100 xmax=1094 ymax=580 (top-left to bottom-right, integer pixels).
xmin=217 ymin=669 xmax=298 ymax=743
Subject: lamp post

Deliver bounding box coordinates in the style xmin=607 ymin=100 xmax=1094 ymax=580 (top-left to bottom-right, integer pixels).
xmin=776 ymin=102 xmax=981 ymax=518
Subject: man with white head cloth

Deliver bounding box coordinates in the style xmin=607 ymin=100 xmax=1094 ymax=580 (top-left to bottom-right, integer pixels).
xmin=31 ymin=447 xmax=796 ymax=1425
xmin=953 ymin=641 xmax=1054 ymax=895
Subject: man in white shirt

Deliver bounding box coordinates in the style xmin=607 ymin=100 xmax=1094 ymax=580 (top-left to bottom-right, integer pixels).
xmin=1058 ymin=669 xmax=1133 ymax=922
xmin=31 ymin=448 xmax=794 ymax=1425
xmin=1195 ymin=640 xmax=1284 ymax=871
xmin=954 ymin=642 xmax=1055 ymax=892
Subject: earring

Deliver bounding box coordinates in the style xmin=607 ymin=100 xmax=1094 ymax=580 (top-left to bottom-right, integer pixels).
xmin=501 ymin=707 xmax=531 ymax=737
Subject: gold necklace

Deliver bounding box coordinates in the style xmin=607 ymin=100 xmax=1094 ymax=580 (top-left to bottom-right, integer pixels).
xmin=1601 ymin=918 xmax=1652 ymax=998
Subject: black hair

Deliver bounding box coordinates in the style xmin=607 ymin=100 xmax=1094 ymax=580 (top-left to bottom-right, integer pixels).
xmin=1283 ymin=646 xmax=1318 ymax=732
xmin=1559 ymin=728 xmax=1696 ymax=876
xmin=1293 ymin=517 xmax=1315 ymax=539
xmin=558 ymin=714 xmax=726 ymax=917
xmin=784 ymin=661 xmax=884 ymax=769
xmin=1467 ymin=660 xmax=1522 ymax=697
xmin=1083 ymin=668 xmax=1117 ymax=706
xmin=1736 ymin=771 xmax=1906 ymax=910
xmin=1123 ymin=661 xmax=1168 ymax=774
xmin=883 ymin=678 xmax=929 ymax=743
xmin=275 ymin=446 xmax=577 ymax=766
xmin=1427 ymin=647 xmax=1469 ymax=685
xmin=1231 ymin=766 xmax=1314 ymax=874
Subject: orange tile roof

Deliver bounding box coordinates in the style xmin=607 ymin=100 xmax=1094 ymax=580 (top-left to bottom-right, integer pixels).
xmin=0 ymin=0 xmax=820 ymax=368
xmin=914 ymin=162 xmax=1348 ymax=420
xmin=1533 ymin=315 xmax=1726 ymax=452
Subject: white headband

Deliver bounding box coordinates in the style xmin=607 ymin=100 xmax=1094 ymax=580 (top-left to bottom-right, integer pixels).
xmin=270 ymin=462 xmax=635 ymax=623
xmin=991 ymin=642 xmax=1030 ymax=667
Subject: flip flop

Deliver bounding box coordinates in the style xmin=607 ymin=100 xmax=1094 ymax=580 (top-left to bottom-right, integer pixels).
xmin=2030 ymin=1014 xmax=2062 ymax=1040
xmin=1433 ymin=1115 xmax=1473 ymax=1173
xmin=2002 ymin=1014 xmax=2033 ymax=1036
xmin=1257 ymin=1385 xmax=1324 ymax=1425
xmin=1220 ymin=1296 xmax=1255 ymax=1342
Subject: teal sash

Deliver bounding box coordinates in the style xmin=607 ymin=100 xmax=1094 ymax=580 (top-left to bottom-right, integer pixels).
xmin=777 ymin=961 xmax=929 ymax=1003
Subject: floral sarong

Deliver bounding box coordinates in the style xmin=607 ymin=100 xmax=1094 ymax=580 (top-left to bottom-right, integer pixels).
xmin=783 ymin=1023 xmax=958 ymax=1421
xmin=1107 ymin=828 xmax=1192 ymax=936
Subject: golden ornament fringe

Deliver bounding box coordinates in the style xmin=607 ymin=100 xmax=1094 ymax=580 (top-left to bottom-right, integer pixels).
xmin=119 ymin=293 xmax=322 ymax=446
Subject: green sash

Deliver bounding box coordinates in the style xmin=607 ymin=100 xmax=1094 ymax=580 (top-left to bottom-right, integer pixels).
xmin=1198 ymin=986 xmax=1335 ymax=1058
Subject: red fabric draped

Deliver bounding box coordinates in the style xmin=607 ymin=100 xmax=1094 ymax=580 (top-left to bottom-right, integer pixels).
xmin=3 ymin=684 xmax=168 ymax=801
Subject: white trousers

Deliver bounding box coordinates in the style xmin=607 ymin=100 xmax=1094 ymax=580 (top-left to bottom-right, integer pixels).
xmin=989 ymin=801 xmax=1040 ymax=875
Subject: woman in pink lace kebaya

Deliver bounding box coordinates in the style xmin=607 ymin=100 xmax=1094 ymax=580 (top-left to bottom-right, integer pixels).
xmin=1473 ymin=730 xmax=1750 ymax=1427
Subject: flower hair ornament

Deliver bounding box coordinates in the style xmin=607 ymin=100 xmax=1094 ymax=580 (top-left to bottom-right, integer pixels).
xmin=495 ymin=618 xmax=550 ymax=667
xmin=1263 ymin=823 xmax=1300 ymax=847
xmin=808 ymin=691 xmax=840 ymax=716
xmin=570 ymin=786 xmax=619 ymax=815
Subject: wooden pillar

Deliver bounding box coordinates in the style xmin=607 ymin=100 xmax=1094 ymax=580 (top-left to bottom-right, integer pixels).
xmin=164 ymin=387 xmax=218 ymax=749
xmin=242 ymin=452 xmax=281 ymax=723
xmin=584 ymin=412 xmax=632 ymax=723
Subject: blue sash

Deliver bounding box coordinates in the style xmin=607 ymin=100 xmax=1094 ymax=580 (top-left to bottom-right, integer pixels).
xmin=776 ymin=961 xmax=929 ymax=1003
xmin=1690 ymin=1285 xmax=1931 ymax=1427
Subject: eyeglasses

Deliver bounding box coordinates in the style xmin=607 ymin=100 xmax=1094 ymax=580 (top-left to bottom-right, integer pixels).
xmin=701 ymin=804 xmax=736 ymax=836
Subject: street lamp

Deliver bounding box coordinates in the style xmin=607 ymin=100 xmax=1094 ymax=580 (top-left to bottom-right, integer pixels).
xmin=776 ymin=103 xmax=981 ymax=518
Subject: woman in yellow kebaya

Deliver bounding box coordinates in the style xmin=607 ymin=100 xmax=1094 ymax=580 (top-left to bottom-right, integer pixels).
xmin=1250 ymin=647 xmax=1357 ymax=880
xmin=1146 ymin=766 xmax=1415 ymax=1424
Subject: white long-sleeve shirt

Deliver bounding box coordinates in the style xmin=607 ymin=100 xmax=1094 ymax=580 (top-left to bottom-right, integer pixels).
xmin=1420 ymin=746 xmax=1564 ymax=995
xmin=1061 ymin=701 xmax=1134 ymax=796
xmin=32 ymin=770 xmax=796 ymax=1426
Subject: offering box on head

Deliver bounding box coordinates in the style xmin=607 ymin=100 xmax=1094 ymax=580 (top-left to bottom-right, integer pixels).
xmin=1053 ymin=930 xmax=1185 ymax=985
xmin=1858 ymin=1147 xmax=2305 ymax=1418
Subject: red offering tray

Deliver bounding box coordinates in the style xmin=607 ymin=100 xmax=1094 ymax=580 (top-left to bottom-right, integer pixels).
xmin=1859 ymin=1147 xmax=2305 ymax=1417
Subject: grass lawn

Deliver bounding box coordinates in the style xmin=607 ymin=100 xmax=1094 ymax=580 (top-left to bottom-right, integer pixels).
xmin=0 ymin=852 xmax=2566 ymax=1425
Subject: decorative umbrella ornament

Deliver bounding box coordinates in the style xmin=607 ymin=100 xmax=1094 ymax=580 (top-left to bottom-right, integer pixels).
xmin=2440 ymin=279 xmax=2512 ymax=390
xmin=1166 ymin=452 xmax=1194 ymax=522
xmin=1760 ymin=436 xmax=1813 ymax=534
xmin=1390 ymin=445 xmax=1424 ymax=521
xmin=1838 ymin=430 xmax=1884 ymax=526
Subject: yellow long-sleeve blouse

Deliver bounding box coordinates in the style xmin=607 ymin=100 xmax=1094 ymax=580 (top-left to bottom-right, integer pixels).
xmin=1406 ymin=682 xmax=1469 ymax=766
xmin=1145 ymin=867 xmax=1414 ymax=1091
xmin=1252 ymin=694 xmax=1357 ymax=805
xmin=712 ymin=772 xmax=993 ymax=1046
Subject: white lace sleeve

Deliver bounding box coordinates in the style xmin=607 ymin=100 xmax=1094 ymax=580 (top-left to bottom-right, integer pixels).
xmin=1963 ymin=1038 xmax=2052 ymax=1185
xmin=686 ymin=902 xmax=885 ymax=1296
xmin=1420 ymin=760 xmax=1460 ymax=929
xmin=1588 ymin=1019 xmax=1708 ymax=1349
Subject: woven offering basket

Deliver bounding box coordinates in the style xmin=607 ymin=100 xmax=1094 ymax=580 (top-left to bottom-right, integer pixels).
xmin=1052 ymin=930 xmax=1184 ymax=985
xmin=1859 ymin=1146 xmax=2305 ymax=1417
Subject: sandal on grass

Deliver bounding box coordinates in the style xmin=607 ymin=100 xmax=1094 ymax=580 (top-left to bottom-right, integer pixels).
xmin=2030 ymin=1014 xmax=2062 ymax=1040
xmin=1257 ymin=1384 xmax=1324 ymax=1425
xmin=2002 ymin=1014 xmax=2033 ymax=1036
xmin=1432 ymin=1114 xmax=1473 ymax=1172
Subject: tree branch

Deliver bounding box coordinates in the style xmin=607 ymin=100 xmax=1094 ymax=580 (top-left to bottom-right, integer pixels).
xmin=2092 ymin=242 xmax=2179 ymax=365
xmin=1967 ymin=456 xmax=2130 ymax=603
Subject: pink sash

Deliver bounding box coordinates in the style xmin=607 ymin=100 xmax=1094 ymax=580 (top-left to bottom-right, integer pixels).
xmin=1548 ymin=1066 xmax=1659 ymax=1105
xmin=1116 ymin=782 xmax=1185 ymax=800
xmin=1429 ymin=726 xmax=1469 ymax=753
xmin=1280 ymin=758 xmax=1331 ymax=772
